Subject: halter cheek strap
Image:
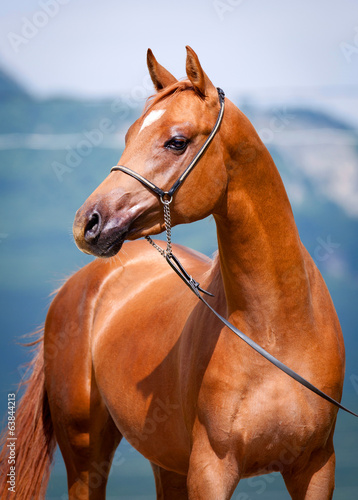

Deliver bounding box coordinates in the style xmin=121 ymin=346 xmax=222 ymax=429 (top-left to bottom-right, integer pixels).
xmin=110 ymin=88 xmax=225 ymax=202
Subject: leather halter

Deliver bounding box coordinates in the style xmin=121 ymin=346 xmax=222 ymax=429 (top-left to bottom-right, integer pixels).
xmin=111 ymin=87 xmax=225 ymax=202
xmin=110 ymin=87 xmax=358 ymax=418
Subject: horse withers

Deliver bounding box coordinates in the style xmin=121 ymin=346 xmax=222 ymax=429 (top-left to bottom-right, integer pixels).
xmin=0 ymin=47 xmax=345 ymax=499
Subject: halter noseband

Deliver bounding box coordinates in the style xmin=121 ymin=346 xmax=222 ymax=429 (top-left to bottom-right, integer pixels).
xmin=110 ymin=87 xmax=225 ymax=202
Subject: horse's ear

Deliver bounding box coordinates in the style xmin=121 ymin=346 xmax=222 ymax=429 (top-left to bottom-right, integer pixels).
xmin=185 ymin=46 xmax=217 ymax=102
xmin=147 ymin=49 xmax=178 ymax=91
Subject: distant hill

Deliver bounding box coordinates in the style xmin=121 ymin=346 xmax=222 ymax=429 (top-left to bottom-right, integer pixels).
xmin=0 ymin=67 xmax=29 ymax=97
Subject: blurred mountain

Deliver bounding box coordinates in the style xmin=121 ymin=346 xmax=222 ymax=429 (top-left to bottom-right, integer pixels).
xmin=0 ymin=65 xmax=357 ymax=324
xmin=0 ymin=67 xmax=29 ymax=97
xmin=0 ymin=64 xmax=357 ymax=323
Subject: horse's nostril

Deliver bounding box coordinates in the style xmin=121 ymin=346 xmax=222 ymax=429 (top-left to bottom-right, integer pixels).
xmin=84 ymin=211 xmax=102 ymax=243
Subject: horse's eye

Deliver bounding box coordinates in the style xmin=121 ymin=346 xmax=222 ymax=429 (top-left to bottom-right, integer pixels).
xmin=165 ymin=136 xmax=189 ymax=152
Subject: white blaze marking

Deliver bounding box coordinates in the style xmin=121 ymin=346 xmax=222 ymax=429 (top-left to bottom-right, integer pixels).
xmin=139 ymin=109 xmax=166 ymax=134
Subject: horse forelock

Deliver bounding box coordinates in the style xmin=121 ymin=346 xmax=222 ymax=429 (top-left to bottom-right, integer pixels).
xmin=144 ymin=80 xmax=200 ymax=116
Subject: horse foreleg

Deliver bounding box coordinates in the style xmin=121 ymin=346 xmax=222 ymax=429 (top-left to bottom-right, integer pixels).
xmin=151 ymin=462 xmax=189 ymax=499
xmin=187 ymin=425 xmax=240 ymax=500
xmin=282 ymin=442 xmax=336 ymax=500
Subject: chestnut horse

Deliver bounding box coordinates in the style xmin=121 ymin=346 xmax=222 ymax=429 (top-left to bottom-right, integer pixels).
xmin=0 ymin=47 xmax=346 ymax=499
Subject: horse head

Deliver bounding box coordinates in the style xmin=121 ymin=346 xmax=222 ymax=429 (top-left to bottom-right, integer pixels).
xmin=73 ymin=47 xmax=228 ymax=257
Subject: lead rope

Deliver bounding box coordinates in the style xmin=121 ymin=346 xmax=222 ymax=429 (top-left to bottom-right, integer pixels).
xmin=144 ymin=200 xmax=358 ymax=418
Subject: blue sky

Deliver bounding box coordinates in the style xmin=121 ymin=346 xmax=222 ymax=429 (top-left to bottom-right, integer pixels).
xmin=1 ymin=0 xmax=358 ymax=123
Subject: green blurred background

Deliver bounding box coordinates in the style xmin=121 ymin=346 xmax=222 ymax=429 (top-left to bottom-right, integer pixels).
xmin=0 ymin=1 xmax=358 ymax=498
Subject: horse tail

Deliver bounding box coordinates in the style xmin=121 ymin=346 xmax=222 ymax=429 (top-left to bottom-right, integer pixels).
xmin=0 ymin=333 xmax=57 ymax=499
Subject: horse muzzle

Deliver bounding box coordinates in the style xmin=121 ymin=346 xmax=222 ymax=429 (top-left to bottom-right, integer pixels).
xmin=73 ymin=204 xmax=130 ymax=257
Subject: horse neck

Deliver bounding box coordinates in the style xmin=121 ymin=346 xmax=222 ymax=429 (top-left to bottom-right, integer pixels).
xmin=214 ymin=103 xmax=312 ymax=334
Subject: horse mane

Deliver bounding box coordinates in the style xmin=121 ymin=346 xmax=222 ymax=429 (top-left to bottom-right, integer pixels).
xmin=144 ymin=80 xmax=200 ymax=115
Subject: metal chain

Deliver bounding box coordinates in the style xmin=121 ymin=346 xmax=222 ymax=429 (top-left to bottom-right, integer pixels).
xmin=162 ymin=200 xmax=172 ymax=256
xmin=145 ymin=235 xmax=166 ymax=256
xmin=145 ymin=197 xmax=173 ymax=258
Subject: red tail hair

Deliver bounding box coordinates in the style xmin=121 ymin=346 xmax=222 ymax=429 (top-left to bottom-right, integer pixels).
xmin=0 ymin=336 xmax=56 ymax=499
